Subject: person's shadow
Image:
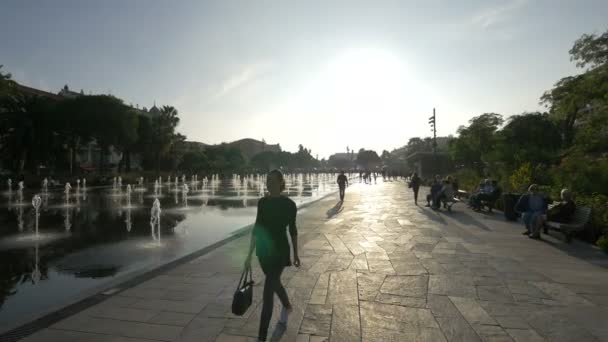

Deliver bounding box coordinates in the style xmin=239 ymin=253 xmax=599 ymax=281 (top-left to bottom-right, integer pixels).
xmin=270 ymin=322 xmax=287 ymax=341
xmin=326 ymin=201 xmax=344 ymax=218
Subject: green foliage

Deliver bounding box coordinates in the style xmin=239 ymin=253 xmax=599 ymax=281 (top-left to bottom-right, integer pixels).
xmin=250 ymin=147 xmax=320 ymax=172
xmin=597 ymin=235 xmax=608 ymax=254
xmin=449 ymin=113 xmax=503 ymax=172
xmin=452 ymin=168 xmax=482 ymax=192
xmin=509 ymin=162 xmax=533 ymax=193
xmin=179 ymin=151 xmax=209 ymax=172
xmin=204 ymin=144 xmax=245 ymax=172
xmin=569 ymin=31 xmax=608 ymax=70
xmin=495 ymin=113 xmax=561 ymax=168
xmin=550 ymin=152 xmax=608 ymax=195
xmin=576 ymin=193 xmax=608 ymax=240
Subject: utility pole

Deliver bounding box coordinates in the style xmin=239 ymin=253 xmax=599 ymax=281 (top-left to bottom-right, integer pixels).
xmin=428 ymin=108 xmax=437 ymax=155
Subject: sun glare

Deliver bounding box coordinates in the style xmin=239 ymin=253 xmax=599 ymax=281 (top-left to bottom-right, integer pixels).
xmin=317 ymin=48 xmax=416 ymax=117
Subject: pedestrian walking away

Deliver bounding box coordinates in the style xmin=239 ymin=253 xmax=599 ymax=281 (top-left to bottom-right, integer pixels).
xmin=337 ymin=170 xmax=348 ymax=201
xmin=409 ymin=172 xmax=421 ymax=205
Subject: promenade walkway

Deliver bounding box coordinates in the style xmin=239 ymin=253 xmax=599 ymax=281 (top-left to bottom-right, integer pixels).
xmin=21 ymin=181 xmax=608 ymax=341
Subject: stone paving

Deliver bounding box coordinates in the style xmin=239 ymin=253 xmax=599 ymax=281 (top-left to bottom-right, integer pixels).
xmin=21 ymin=181 xmax=608 ymax=342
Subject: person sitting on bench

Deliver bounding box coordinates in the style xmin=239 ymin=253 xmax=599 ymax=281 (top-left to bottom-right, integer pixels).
xmin=543 ymin=188 xmax=576 ymax=233
xmin=425 ymin=176 xmax=442 ymax=208
xmin=470 ymin=179 xmax=494 ymax=210
xmin=515 ymin=184 xmax=548 ymax=239
xmin=436 ymin=177 xmax=455 ymax=209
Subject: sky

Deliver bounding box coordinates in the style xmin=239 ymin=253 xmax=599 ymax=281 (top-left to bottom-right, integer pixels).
xmin=1 ymin=0 xmax=607 ymax=158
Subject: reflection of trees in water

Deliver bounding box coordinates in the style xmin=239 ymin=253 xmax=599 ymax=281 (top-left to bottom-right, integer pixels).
xmin=0 ymin=199 xmax=187 ymax=307
xmin=0 ymin=248 xmax=50 ymax=309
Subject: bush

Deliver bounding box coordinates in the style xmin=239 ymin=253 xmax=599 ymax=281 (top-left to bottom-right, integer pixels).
xmin=509 ymin=162 xmax=533 ymax=193
xmin=597 ymin=235 xmax=608 ymax=254
xmin=576 ymin=193 xmax=608 ymax=241
xmin=452 ymin=168 xmax=482 ymax=192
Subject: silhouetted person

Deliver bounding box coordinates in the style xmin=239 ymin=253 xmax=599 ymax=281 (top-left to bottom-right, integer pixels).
xmin=426 ymin=175 xmax=442 ymax=208
xmin=547 ymin=188 xmax=576 ymax=223
xmin=515 ymin=184 xmax=548 ymax=239
xmin=337 ymin=171 xmax=348 ymax=201
xmin=373 ymin=172 xmax=377 ymax=184
xmin=410 ymin=172 xmax=421 ymax=205
xmin=245 ymin=170 xmax=301 ymax=342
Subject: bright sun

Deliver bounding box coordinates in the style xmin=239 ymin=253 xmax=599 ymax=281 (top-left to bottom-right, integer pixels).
xmin=318 ymin=48 xmax=413 ymax=116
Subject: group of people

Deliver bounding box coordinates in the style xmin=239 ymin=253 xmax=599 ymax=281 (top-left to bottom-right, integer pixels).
xmin=359 ymin=171 xmax=377 ymax=184
xmin=515 ymin=185 xmax=577 ymax=239
xmin=468 ymin=179 xmax=500 ymax=211
xmin=408 ymin=173 xmax=459 ymax=209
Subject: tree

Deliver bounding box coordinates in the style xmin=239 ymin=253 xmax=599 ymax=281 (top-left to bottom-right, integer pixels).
xmin=449 ymin=113 xmax=503 ymax=172
xmin=405 ymin=137 xmax=431 ymax=155
xmin=356 ymin=149 xmax=381 ymax=170
xmin=0 ymin=94 xmax=55 ymax=173
xmin=495 ymin=112 xmax=561 ymax=168
xmin=179 ymin=150 xmax=209 ymax=172
xmin=542 ymin=29 xmax=608 ymax=148
xmin=54 ymin=95 xmax=137 ymax=174
xmin=151 ymin=106 xmax=180 ymax=173
xmin=569 ymin=31 xmax=608 ymax=70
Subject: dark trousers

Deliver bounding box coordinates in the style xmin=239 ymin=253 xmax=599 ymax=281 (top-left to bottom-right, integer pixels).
xmin=339 ymin=185 xmax=346 ymax=200
xmin=258 ymin=260 xmax=289 ymax=341
xmin=412 ymin=186 xmax=419 ymax=203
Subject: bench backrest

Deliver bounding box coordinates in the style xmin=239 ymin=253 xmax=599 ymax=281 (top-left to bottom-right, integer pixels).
xmin=570 ymin=206 xmax=591 ymax=225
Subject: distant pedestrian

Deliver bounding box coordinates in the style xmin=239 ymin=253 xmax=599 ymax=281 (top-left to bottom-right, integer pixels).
xmin=337 ymin=171 xmax=348 ymax=201
xmin=409 ymin=172 xmax=421 ymax=205
xmin=245 ymin=170 xmax=301 ymax=342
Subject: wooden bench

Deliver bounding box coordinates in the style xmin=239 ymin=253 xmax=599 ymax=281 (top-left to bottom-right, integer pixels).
xmin=545 ymin=206 xmax=591 ymax=243
xmin=456 ymin=190 xmax=469 ymax=199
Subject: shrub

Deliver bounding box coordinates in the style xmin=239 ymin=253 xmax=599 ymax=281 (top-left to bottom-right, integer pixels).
xmin=577 ymin=193 xmax=608 ymax=241
xmin=509 ymin=162 xmax=533 ymax=193
xmin=597 ymin=235 xmax=608 ymax=254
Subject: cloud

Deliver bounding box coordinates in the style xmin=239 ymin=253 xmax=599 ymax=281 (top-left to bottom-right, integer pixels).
xmin=210 ymin=62 xmax=272 ymax=101
xmin=472 ymin=0 xmax=528 ymax=29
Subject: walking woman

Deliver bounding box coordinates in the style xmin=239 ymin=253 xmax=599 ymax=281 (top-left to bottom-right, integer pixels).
xmin=410 ymin=172 xmax=421 ymax=205
xmin=245 ymin=169 xmax=301 ymax=342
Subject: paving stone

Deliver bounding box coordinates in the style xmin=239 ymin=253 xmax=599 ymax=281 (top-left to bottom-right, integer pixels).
xmin=427 ymin=294 xmax=463 ymax=317
xmin=357 ymin=272 xmax=385 ymax=301
xmin=379 ymin=275 xmax=428 ymax=298
xmin=349 ymin=252 xmax=369 ymax=270
xmin=449 ymin=297 xmax=497 ymax=326
xmin=148 ymin=311 xmax=195 ymax=326
xmin=299 ymin=304 xmax=333 ymax=337
xmin=476 ymin=285 xmax=515 ymax=303
xmin=367 ymin=258 xmax=396 ymax=274
xmin=506 ymin=329 xmax=545 ymax=342
xmin=429 ymin=275 xmax=477 ymax=298
xmin=330 ymin=304 xmax=361 ymax=342
xmin=20 ymin=329 xmax=155 ymax=342
xmin=436 ymin=316 xmax=482 ymax=342
xmin=327 ymin=270 xmax=358 ymax=305
xmin=51 ymin=314 xmax=182 ymax=341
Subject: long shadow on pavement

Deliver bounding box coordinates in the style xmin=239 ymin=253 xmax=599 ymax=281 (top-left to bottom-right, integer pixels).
xmin=326 ymin=201 xmax=344 ymax=219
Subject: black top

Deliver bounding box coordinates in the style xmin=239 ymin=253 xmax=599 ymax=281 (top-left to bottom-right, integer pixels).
xmin=254 ymin=195 xmax=297 ymax=266
xmin=337 ymin=175 xmax=347 ymax=186
xmin=410 ymin=175 xmax=421 ymax=188
xmin=548 ymin=200 xmax=576 ymax=223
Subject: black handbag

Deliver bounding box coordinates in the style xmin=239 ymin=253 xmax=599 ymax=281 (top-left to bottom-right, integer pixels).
xmin=231 ymin=266 xmax=253 ymax=316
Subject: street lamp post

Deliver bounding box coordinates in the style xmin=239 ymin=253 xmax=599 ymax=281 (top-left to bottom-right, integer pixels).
xmin=428 ymin=108 xmax=437 ymax=155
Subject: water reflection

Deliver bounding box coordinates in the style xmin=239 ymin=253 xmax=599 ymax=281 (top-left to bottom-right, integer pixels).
xmin=0 ymin=173 xmax=350 ymax=331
